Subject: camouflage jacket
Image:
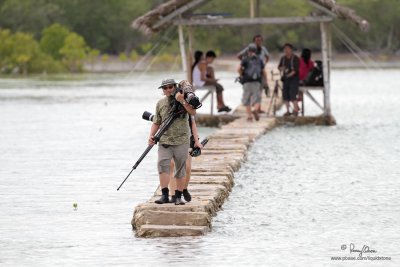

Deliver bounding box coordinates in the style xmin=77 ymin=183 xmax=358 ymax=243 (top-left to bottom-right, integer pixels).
xmin=153 ymin=96 xmax=190 ymax=145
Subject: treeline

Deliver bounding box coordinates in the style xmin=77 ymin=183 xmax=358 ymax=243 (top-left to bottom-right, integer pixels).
xmin=0 ymin=0 xmax=399 ymax=73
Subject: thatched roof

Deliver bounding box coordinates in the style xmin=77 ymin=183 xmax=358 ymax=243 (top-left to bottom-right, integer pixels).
xmin=132 ymin=0 xmax=369 ymax=35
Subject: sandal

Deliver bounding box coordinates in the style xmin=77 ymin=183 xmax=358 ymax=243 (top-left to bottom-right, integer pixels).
xmin=247 ymin=117 xmax=253 ymax=121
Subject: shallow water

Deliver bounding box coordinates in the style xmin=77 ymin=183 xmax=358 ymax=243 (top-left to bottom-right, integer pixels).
xmin=0 ymin=70 xmax=399 ymax=266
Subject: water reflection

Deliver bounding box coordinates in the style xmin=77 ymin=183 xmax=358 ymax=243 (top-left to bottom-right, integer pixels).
xmin=0 ymin=70 xmax=399 ymax=266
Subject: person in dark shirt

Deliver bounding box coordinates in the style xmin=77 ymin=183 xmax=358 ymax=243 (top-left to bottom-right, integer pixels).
xmin=278 ymin=43 xmax=300 ymax=116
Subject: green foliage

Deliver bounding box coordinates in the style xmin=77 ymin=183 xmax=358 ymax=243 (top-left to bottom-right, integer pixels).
xmin=118 ymin=53 xmax=128 ymax=61
xmin=139 ymin=43 xmax=153 ymax=55
xmin=40 ymin=23 xmax=70 ymax=60
xmin=130 ymin=50 xmax=139 ymax=61
xmin=59 ymin=32 xmax=88 ymax=72
xmin=1 ymin=0 xmax=400 ymax=66
xmin=101 ymin=54 xmax=109 ymax=62
xmin=0 ymin=28 xmax=64 ymax=74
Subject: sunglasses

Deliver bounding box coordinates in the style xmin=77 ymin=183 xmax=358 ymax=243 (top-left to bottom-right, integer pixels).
xmin=162 ymin=85 xmax=175 ymax=90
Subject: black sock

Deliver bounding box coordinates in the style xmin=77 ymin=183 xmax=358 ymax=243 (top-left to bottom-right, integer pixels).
xmin=175 ymin=190 xmax=182 ymax=199
xmin=161 ymin=187 xmax=169 ymax=196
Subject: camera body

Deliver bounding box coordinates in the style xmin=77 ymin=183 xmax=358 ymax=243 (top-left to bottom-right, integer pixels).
xmin=172 ymin=87 xmax=202 ymax=110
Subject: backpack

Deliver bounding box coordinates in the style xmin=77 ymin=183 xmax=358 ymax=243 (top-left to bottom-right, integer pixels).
xmin=305 ymin=60 xmax=324 ymax=86
xmin=242 ymin=56 xmax=263 ymax=83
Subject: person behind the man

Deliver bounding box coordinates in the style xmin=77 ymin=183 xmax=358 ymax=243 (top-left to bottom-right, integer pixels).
xmin=238 ymin=44 xmax=267 ymax=121
xmin=237 ymin=34 xmax=270 ymax=112
xmin=278 ymin=43 xmax=300 ymax=116
xmin=237 ymin=34 xmax=270 ymax=63
xmin=168 ymin=80 xmax=203 ymax=203
xmin=148 ymin=79 xmax=196 ymax=205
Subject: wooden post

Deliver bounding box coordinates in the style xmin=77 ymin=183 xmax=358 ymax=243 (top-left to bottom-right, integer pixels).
xmin=249 ymin=0 xmax=255 ymax=18
xmin=187 ymin=26 xmax=194 ymax=82
xmin=178 ymin=24 xmax=187 ymax=74
xmin=320 ymin=22 xmax=331 ymax=117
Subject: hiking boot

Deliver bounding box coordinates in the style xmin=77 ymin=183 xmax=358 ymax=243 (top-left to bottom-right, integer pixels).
xmin=155 ymin=194 xmax=169 ymax=204
xmin=182 ymin=189 xmax=191 ymax=202
xmin=155 ymin=187 xmax=169 ymax=204
xmin=169 ymin=195 xmax=177 ymax=203
xmin=174 ymin=197 xmax=185 ymax=205
xmin=174 ymin=190 xmax=185 ymax=205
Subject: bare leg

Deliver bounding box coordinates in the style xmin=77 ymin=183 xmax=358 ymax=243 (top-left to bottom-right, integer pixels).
xmin=216 ymin=91 xmax=225 ymax=109
xmin=175 ymin=176 xmax=185 ymax=191
xmin=159 ymin=172 xmax=170 ymax=189
xmin=285 ymin=101 xmax=290 ymax=113
xmin=168 ymin=160 xmax=176 ymax=193
xmin=293 ymin=100 xmax=300 ymax=111
xmin=246 ymin=105 xmax=252 ymax=119
xmin=184 ymin=156 xmax=192 ymax=189
xmin=253 ymin=103 xmax=261 ymax=112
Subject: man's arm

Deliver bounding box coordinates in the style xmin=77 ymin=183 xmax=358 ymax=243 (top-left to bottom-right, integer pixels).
xmin=175 ymin=92 xmax=196 ymax=116
xmin=190 ymin=116 xmax=203 ymax=149
xmin=199 ymin=62 xmax=216 ymax=84
xmin=238 ymin=61 xmax=244 ymax=76
xmin=263 ymin=47 xmax=270 ymax=64
xmin=237 ymin=47 xmax=247 ymax=60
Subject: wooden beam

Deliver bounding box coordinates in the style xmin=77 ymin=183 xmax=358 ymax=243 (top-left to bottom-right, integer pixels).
xmin=174 ymin=16 xmax=333 ymax=26
xmin=153 ymin=0 xmax=209 ymax=30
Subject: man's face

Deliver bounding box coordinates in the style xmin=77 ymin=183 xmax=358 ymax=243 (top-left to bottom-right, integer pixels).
xmin=162 ymin=85 xmax=175 ymax=97
xmin=206 ymin=56 xmax=215 ymax=64
xmin=284 ymin=46 xmax=292 ymax=57
xmin=254 ymin=37 xmax=263 ymax=47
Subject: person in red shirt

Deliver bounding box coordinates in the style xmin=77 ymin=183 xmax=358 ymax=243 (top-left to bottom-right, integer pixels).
xmin=298 ymin=48 xmax=314 ymax=101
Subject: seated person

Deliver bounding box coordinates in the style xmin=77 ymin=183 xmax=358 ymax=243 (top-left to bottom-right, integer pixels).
xmin=298 ymin=48 xmax=314 ymax=101
xmin=192 ymin=50 xmax=231 ymax=112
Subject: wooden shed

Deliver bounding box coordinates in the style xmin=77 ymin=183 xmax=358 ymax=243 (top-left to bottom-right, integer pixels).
xmin=132 ymin=0 xmax=369 ymax=122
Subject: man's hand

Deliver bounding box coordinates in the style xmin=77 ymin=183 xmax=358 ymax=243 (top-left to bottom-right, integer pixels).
xmin=148 ymin=135 xmax=155 ymax=146
xmin=194 ymin=139 xmax=203 ymax=149
xmin=175 ymin=91 xmax=185 ymax=103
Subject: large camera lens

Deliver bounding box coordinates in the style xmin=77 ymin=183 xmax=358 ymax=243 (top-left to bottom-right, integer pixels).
xmin=185 ymin=92 xmax=202 ymax=109
xmin=142 ymin=111 xmax=154 ymax=122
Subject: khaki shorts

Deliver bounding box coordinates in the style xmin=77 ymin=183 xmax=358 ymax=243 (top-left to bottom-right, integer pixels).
xmin=242 ymin=81 xmax=262 ymax=106
xmin=158 ymin=143 xmax=189 ymax=178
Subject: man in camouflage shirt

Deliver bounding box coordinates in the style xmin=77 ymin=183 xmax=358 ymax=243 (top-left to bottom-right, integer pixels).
xmin=148 ymin=79 xmax=196 ymax=205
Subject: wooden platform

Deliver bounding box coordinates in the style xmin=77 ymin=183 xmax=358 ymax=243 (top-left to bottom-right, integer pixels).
xmin=131 ymin=90 xmax=282 ymax=237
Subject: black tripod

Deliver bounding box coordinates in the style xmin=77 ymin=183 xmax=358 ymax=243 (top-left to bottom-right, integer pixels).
xmin=117 ymin=104 xmax=185 ymax=190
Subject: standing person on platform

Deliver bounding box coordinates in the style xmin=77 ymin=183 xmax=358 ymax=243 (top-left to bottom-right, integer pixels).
xmin=192 ymin=50 xmax=231 ymax=112
xmin=238 ymin=44 xmax=267 ymax=121
xmin=278 ymin=43 xmax=300 ymax=117
xmin=237 ymin=35 xmax=270 ymax=112
xmin=149 ymin=79 xmax=196 ymax=205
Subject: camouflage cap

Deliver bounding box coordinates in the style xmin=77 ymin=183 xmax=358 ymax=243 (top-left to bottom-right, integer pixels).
xmin=158 ymin=78 xmax=177 ymax=89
